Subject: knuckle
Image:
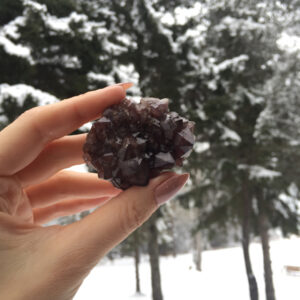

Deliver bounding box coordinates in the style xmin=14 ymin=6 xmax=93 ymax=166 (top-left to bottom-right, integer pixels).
xmin=120 ymin=200 xmax=145 ymax=235
xmin=19 ymin=106 xmax=42 ymax=120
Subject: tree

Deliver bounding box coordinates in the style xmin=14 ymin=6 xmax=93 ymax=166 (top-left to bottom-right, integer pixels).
xmin=118 ymin=227 xmax=146 ymax=295
xmin=0 ymin=0 xmax=133 ymax=100
xmin=147 ymin=213 xmax=164 ymax=300
xmin=179 ymin=1 xmax=300 ymax=300
xmin=0 ymin=83 xmax=58 ymax=129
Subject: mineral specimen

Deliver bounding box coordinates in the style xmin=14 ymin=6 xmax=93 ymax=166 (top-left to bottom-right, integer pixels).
xmin=83 ymin=98 xmax=195 ymax=189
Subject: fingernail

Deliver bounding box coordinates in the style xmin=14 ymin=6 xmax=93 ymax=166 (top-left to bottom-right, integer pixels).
xmin=114 ymin=82 xmax=134 ymax=90
xmin=154 ymin=173 xmax=189 ymax=206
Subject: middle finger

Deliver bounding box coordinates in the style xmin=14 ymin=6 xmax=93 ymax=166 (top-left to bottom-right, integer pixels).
xmin=25 ymin=171 xmax=121 ymax=209
xmin=16 ymin=134 xmax=87 ymax=188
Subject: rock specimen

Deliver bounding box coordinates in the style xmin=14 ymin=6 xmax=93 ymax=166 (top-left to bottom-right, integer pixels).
xmin=83 ymin=98 xmax=195 ymax=189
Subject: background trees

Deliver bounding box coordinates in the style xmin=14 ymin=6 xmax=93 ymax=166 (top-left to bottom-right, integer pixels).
xmin=1 ymin=1 xmax=300 ymax=300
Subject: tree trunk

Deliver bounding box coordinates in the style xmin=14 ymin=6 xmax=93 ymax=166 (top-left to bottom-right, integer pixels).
xmin=133 ymin=231 xmax=141 ymax=294
xmin=148 ymin=215 xmax=163 ymax=300
xmin=169 ymin=201 xmax=177 ymax=257
xmin=257 ymin=194 xmax=276 ymax=300
xmin=241 ymin=181 xmax=259 ymax=300
xmin=193 ymin=231 xmax=202 ymax=271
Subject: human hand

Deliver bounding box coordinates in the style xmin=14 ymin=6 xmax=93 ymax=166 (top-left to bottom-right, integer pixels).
xmin=0 ymin=84 xmax=189 ymax=300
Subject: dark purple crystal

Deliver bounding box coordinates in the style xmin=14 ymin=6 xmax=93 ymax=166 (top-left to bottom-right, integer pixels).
xmin=83 ymin=98 xmax=195 ymax=189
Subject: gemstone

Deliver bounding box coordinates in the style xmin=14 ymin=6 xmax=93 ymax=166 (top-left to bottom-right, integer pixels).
xmin=83 ymin=97 xmax=195 ymax=189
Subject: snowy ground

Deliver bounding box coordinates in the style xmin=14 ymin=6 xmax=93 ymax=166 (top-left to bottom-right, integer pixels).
xmin=74 ymin=237 xmax=300 ymax=300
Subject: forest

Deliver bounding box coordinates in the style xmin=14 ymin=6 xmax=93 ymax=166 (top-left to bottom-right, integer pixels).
xmin=1 ymin=1 xmax=300 ymax=300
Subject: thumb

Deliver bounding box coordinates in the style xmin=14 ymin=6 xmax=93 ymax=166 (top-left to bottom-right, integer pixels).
xmin=59 ymin=172 xmax=189 ymax=261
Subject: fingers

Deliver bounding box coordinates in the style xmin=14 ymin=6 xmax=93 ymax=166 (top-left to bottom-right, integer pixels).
xmin=0 ymin=84 xmax=129 ymax=176
xmin=16 ymin=134 xmax=87 ymax=188
xmin=33 ymin=197 xmax=110 ymax=225
xmin=58 ymin=173 xmax=189 ymax=261
xmin=26 ymin=171 xmax=121 ymax=209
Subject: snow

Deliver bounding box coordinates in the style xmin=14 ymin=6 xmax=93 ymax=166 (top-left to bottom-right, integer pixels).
xmin=74 ymin=238 xmax=300 ymax=300
xmin=87 ymin=72 xmax=115 ymax=85
xmin=45 ymin=15 xmax=70 ymax=33
xmin=113 ymin=64 xmax=141 ymax=98
xmin=278 ymin=33 xmax=300 ymax=53
xmin=0 ymin=36 xmax=31 ymax=58
xmin=103 ymin=38 xmax=128 ymax=55
xmin=39 ymin=55 xmax=81 ymax=69
xmin=65 ymin=164 xmax=88 ymax=173
xmin=278 ymin=192 xmax=299 ymax=217
xmin=24 ymin=0 xmax=47 ymax=13
xmin=225 ymin=110 xmax=237 ymax=121
xmin=216 ymin=16 xmax=266 ymax=37
xmin=0 ymin=115 xmax=8 ymax=123
xmin=213 ymin=55 xmax=249 ymax=74
xmin=143 ymin=1 xmax=178 ymax=53
xmin=194 ymin=142 xmax=210 ymax=153
xmin=243 ymin=88 xmax=265 ymax=105
xmin=161 ymin=3 xmax=205 ymax=26
xmin=0 ymin=84 xmax=58 ymax=106
xmin=249 ymin=166 xmax=281 ymax=180
xmin=219 ymin=124 xmax=241 ymax=144
xmin=239 ymin=165 xmax=281 ymax=180
xmin=1 ymin=16 xmax=26 ymax=40
xmin=116 ymin=34 xmax=135 ymax=48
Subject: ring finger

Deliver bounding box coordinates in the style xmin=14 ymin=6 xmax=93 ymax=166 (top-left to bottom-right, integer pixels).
xmin=16 ymin=134 xmax=87 ymax=188
xmin=25 ymin=171 xmax=121 ymax=209
xmin=33 ymin=196 xmax=110 ymax=225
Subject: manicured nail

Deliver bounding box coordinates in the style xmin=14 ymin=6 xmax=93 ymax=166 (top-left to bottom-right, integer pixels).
xmin=154 ymin=173 xmax=189 ymax=206
xmin=115 ymin=82 xmax=134 ymax=90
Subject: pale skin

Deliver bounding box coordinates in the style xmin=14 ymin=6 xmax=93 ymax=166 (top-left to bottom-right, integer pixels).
xmin=0 ymin=84 xmax=178 ymax=300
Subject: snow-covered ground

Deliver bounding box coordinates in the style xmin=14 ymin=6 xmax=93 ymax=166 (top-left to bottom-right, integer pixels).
xmin=74 ymin=238 xmax=300 ymax=300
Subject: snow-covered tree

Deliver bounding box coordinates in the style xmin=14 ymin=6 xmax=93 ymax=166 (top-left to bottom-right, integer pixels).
xmin=0 ymin=0 xmax=137 ymax=99
xmin=178 ymin=2 xmax=300 ymax=300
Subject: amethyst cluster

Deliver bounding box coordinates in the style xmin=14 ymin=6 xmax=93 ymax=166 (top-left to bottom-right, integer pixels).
xmin=83 ymin=98 xmax=195 ymax=189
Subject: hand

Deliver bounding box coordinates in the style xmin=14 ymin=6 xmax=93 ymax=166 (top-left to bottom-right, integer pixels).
xmin=0 ymin=84 xmax=188 ymax=300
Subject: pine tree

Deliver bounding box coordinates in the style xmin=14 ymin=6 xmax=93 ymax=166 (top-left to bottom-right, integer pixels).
xmin=0 ymin=0 xmax=131 ymax=100
xmin=178 ymin=1 xmax=300 ymax=300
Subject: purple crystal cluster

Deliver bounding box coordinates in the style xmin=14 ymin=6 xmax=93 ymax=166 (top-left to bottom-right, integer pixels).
xmin=83 ymin=98 xmax=195 ymax=189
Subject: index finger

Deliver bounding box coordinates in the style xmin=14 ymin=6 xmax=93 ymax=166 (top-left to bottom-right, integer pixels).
xmin=0 ymin=84 xmax=130 ymax=176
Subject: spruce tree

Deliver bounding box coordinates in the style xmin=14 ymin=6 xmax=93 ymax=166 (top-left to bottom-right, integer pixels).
xmin=179 ymin=1 xmax=300 ymax=300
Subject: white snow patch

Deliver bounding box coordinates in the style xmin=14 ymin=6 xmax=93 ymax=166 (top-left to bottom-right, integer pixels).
xmin=225 ymin=111 xmax=237 ymax=121
xmin=213 ymin=55 xmax=249 ymax=74
xmin=39 ymin=55 xmax=81 ymax=68
xmin=103 ymin=38 xmax=128 ymax=55
xmin=0 ymin=36 xmax=31 ymax=58
xmin=207 ymin=79 xmax=218 ymax=90
xmin=278 ymin=33 xmax=300 ymax=53
xmin=69 ymin=12 xmax=88 ymax=23
xmin=1 ymin=16 xmax=26 ymax=40
xmin=161 ymin=3 xmax=205 ymax=26
xmin=46 ymin=15 xmax=70 ymax=32
xmin=65 ymin=164 xmax=88 ymax=173
xmin=0 ymin=84 xmax=58 ymax=106
xmin=79 ymin=122 xmax=92 ymax=132
xmin=116 ymin=34 xmax=135 ymax=48
xmin=24 ymin=0 xmax=47 ymax=13
xmin=113 ymin=64 xmax=141 ymax=97
xmin=87 ymin=72 xmax=115 ymax=85
xmin=194 ymin=142 xmax=210 ymax=153
xmin=239 ymin=164 xmax=281 ymax=180
xmin=243 ymin=88 xmax=265 ymax=105
xmin=0 ymin=115 xmax=8 ymax=123
xmin=220 ymin=125 xmax=241 ymax=143
xmin=216 ymin=16 xmax=266 ymax=37
xmin=74 ymin=238 xmax=300 ymax=300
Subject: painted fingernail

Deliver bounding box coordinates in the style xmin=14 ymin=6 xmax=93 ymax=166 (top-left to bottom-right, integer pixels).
xmin=115 ymin=82 xmax=134 ymax=90
xmin=154 ymin=173 xmax=189 ymax=206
